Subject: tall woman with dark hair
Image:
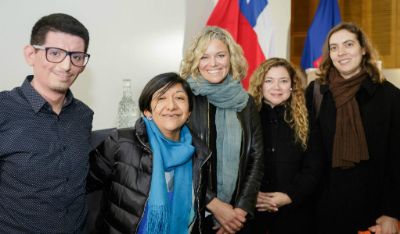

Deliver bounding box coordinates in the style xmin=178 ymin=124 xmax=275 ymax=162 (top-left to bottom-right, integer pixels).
xmin=306 ymin=22 xmax=400 ymax=234
xmin=246 ymin=58 xmax=323 ymax=234
xmin=87 ymin=73 xmax=211 ymax=234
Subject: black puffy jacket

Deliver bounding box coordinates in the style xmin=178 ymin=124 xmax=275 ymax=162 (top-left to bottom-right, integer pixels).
xmin=188 ymin=94 xmax=264 ymax=217
xmin=87 ymin=118 xmax=211 ymax=233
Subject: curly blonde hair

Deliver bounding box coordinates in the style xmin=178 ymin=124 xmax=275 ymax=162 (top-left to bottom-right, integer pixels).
xmin=318 ymin=22 xmax=383 ymax=84
xmin=249 ymin=58 xmax=309 ymax=150
xmin=180 ymin=26 xmax=248 ymax=81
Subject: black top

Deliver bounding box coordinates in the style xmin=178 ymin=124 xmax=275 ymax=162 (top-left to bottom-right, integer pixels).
xmin=306 ymin=78 xmax=400 ymax=233
xmin=87 ymin=118 xmax=211 ymax=233
xmin=259 ymin=102 xmax=323 ymax=205
xmin=188 ymin=94 xmax=264 ymax=217
xmin=0 ymin=76 xmax=93 ymax=233
xmin=246 ymin=102 xmax=323 ymax=234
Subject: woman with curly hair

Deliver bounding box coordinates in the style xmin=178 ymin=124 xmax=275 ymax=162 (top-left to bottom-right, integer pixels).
xmin=246 ymin=58 xmax=323 ymax=234
xmin=306 ymin=22 xmax=400 ymax=234
xmin=180 ymin=26 xmax=264 ymax=234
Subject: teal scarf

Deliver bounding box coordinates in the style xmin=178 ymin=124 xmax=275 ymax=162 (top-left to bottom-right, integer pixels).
xmin=187 ymin=75 xmax=248 ymax=203
xmin=143 ymin=117 xmax=195 ymax=234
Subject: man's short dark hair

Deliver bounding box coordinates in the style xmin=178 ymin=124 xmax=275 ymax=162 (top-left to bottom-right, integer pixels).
xmin=30 ymin=13 xmax=89 ymax=52
xmin=139 ymin=72 xmax=194 ymax=114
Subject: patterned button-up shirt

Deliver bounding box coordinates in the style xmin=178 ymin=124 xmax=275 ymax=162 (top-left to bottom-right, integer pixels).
xmin=0 ymin=76 xmax=93 ymax=233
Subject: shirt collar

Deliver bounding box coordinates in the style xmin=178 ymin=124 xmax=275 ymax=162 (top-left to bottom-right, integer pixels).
xmin=21 ymin=75 xmax=74 ymax=113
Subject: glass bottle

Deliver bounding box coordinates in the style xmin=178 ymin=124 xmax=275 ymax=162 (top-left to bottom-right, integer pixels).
xmin=117 ymin=79 xmax=140 ymax=128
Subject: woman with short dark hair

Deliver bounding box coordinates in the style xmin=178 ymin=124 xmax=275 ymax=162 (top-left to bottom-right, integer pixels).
xmin=87 ymin=72 xmax=211 ymax=234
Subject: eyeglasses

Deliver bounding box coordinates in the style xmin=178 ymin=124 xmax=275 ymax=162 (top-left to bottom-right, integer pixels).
xmin=32 ymin=45 xmax=90 ymax=67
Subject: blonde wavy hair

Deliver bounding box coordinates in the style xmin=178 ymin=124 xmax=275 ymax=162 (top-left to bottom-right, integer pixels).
xmin=318 ymin=22 xmax=384 ymax=84
xmin=249 ymin=58 xmax=309 ymax=150
xmin=180 ymin=26 xmax=248 ymax=81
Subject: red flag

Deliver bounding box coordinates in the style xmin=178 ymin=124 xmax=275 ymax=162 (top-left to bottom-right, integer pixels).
xmin=207 ymin=0 xmax=266 ymax=89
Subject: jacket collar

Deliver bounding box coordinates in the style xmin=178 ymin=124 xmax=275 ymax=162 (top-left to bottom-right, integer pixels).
xmin=359 ymin=77 xmax=379 ymax=97
xmin=134 ymin=118 xmax=151 ymax=151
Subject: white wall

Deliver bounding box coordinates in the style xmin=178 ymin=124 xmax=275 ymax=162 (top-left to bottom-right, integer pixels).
xmin=1 ymin=0 xmax=293 ymax=130
xmin=382 ymin=69 xmax=400 ymax=88
xmin=0 ymin=0 xmax=215 ymax=130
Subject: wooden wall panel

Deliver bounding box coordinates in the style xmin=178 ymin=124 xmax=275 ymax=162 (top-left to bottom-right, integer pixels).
xmin=291 ymin=0 xmax=399 ymax=69
xmin=397 ymin=0 xmax=400 ymax=66
xmin=290 ymin=0 xmax=319 ymax=66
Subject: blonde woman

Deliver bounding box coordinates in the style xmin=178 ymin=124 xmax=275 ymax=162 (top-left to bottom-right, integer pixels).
xmin=180 ymin=26 xmax=264 ymax=233
xmin=247 ymin=58 xmax=323 ymax=234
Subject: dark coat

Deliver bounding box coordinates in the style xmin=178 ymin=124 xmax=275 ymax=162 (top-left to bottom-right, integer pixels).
xmin=247 ymin=103 xmax=323 ymax=234
xmin=86 ymin=118 xmax=211 ymax=234
xmin=188 ymin=94 xmax=264 ymax=218
xmin=306 ymin=78 xmax=400 ymax=234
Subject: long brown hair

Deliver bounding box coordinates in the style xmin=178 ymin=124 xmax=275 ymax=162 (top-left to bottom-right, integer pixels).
xmin=249 ymin=58 xmax=309 ymax=150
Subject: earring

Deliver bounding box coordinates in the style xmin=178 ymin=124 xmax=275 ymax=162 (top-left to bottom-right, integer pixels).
xmin=289 ymin=88 xmax=293 ymax=91
xmin=147 ymin=116 xmax=153 ymax=120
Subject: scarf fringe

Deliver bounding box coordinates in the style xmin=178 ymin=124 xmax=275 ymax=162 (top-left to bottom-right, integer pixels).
xmin=146 ymin=205 xmax=169 ymax=234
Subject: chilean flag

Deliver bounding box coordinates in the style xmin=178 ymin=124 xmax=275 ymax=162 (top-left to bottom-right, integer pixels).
xmin=207 ymin=0 xmax=289 ymax=89
xmin=300 ymin=0 xmax=341 ymax=70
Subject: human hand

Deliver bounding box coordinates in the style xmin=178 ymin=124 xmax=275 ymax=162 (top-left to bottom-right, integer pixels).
xmin=234 ymin=207 xmax=247 ymax=221
xmin=216 ymin=227 xmax=233 ymax=234
xmin=368 ymin=215 xmax=399 ymax=234
xmin=256 ymin=192 xmax=292 ymax=212
xmin=207 ymin=198 xmax=246 ymax=233
xmin=256 ymin=191 xmax=277 ymax=212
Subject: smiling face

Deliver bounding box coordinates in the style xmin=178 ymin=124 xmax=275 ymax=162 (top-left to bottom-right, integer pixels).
xmin=144 ymin=83 xmax=191 ymax=141
xmin=25 ymin=31 xmax=86 ymax=97
xmin=262 ymin=66 xmax=292 ymax=107
xmin=329 ymin=29 xmax=365 ymax=79
xmin=198 ymin=39 xmax=230 ymax=84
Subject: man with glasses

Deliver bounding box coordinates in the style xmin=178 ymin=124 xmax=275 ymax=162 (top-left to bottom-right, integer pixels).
xmin=0 ymin=13 xmax=93 ymax=233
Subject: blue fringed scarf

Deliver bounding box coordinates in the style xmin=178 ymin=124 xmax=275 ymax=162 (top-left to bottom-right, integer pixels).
xmin=141 ymin=117 xmax=195 ymax=234
xmin=187 ymin=75 xmax=248 ymax=204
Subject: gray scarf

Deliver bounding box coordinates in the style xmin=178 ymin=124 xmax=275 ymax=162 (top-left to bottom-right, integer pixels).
xmin=187 ymin=75 xmax=248 ymax=203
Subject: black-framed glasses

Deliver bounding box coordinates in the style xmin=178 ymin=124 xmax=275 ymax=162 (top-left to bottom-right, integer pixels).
xmin=32 ymin=45 xmax=90 ymax=67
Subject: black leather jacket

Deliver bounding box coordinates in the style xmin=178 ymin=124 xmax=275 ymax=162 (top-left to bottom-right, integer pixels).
xmin=188 ymin=94 xmax=264 ymax=217
xmin=87 ymin=118 xmax=211 ymax=233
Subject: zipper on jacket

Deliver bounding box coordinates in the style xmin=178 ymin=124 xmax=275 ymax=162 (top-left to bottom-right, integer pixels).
xmin=134 ymin=196 xmax=150 ymax=234
xmin=196 ymin=152 xmax=212 ymax=234
xmin=136 ymin=131 xmax=152 ymax=154
xmin=134 ymin=131 xmax=152 ymax=233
